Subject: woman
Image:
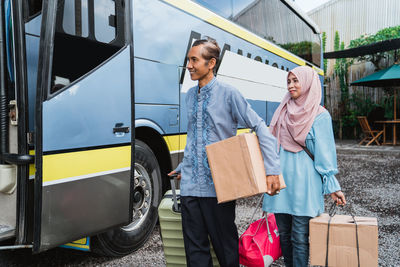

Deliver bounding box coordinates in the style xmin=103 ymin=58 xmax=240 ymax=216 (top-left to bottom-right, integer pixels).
xmin=263 ymin=66 xmax=346 ymax=267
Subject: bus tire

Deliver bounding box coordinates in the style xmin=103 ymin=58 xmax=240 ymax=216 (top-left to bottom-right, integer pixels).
xmin=91 ymin=139 xmax=162 ymax=256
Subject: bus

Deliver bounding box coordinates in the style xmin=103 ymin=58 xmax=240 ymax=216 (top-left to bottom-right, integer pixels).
xmin=0 ymin=0 xmax=323 ymax=256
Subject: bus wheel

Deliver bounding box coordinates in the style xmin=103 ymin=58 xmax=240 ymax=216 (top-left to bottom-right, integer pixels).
xmin=91 ymin=139 xmax=162 ymax=256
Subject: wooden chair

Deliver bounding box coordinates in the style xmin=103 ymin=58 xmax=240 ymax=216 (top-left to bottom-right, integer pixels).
xmin=357 ymin=116 xmax=384 ymax=146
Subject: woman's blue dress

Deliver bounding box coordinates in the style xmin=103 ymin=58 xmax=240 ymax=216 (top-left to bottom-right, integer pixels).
xmin=263 ymin=111 xmax=341 ymax=217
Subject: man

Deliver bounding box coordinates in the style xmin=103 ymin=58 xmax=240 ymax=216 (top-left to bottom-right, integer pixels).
xmin=168 ymin=38 xmax=280 ymax=267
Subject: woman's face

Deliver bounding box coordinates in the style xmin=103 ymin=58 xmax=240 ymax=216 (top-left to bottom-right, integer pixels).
xmin=287 ymin=73 xmax=302 ymax=99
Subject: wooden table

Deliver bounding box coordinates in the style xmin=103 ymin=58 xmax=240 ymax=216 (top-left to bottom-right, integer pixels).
xmin=375 ymin=120 xmax=400 ymax=145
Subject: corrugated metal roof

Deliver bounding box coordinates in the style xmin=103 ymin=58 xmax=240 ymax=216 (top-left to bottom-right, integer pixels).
xmin=307 ymin=0 xmax=400 ymax=75
xmin=307 ymin=0 xmax=341 ymax=15
xmin=308 ymin=0 xmax=400 ymax=52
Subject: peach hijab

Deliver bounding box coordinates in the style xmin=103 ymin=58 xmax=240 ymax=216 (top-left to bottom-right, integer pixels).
xmin=269 ymin=66 xmax=325 ymax=152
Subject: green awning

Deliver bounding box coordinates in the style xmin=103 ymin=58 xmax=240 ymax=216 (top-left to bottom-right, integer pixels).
xmin=351 ymin=64 xmax=400 ymax=87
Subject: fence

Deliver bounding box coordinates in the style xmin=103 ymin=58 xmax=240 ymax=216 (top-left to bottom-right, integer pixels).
xmin=324 ymin=62 xmax=389 ymax=138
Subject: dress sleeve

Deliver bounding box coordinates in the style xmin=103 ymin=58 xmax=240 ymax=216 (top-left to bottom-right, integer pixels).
xmin=230 ymin=89 xmax=280 ymax=175
xmin=311 ymin=112 xmax=341 ymax=194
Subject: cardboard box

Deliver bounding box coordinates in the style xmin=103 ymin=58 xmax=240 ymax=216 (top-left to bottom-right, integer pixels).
xmin=309 ymin=213 xmax=378 ymax=267
xmin=206 ymin=133 xmax=285 ymax=203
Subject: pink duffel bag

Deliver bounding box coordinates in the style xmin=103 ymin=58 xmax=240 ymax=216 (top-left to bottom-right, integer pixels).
xmin=239 ymin=213 xmax=282 ymax=267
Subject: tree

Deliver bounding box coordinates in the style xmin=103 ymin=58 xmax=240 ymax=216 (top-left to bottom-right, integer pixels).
xmin=348 ymin=25 xmax=400 ymax=70
xmin=322 ymin=32 xmax=327 ymax=73
xmin=333 ymin=32 xmax=354 ymax=138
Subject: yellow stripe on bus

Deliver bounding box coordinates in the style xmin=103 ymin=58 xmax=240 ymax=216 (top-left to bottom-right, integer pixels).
xmin=164 ymin=134 xmax=186 ymax=152
xmin=29 ymin=150 xmax=35 ymax=178
xmin=29 ymin=164 xmax=35 ymax=177
xmin=42 ymin=146 xmax=131 ymax=183
xmin=163 ymin=135 xmax=181 ymax=152
xmin=164 ymin=129 xmax=253 ymax=154
xmin=163 ymin=0 xmax=324 ymax=76
xmin=40 ymin=131 xmax=271 ymax=182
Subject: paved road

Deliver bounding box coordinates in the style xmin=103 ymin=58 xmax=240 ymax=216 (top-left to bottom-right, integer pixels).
xmin=1 ymin=148 xmax=399 ymax=266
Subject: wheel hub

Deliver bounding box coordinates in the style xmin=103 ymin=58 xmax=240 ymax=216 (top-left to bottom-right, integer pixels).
xmin=121 ymin=163 xmax=152 ymax=231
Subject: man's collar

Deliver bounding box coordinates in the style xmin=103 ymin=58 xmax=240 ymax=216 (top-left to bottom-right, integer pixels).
xmin=198 ymin=77 xmax=216 ymax=94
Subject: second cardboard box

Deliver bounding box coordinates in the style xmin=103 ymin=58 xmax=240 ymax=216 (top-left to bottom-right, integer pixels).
xmin=206 ymin=133 xmax=285 ymax=203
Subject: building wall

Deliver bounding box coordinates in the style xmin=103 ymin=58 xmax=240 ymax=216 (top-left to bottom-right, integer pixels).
xmin=308 ymin=0 xmax=400 ymax=75
xmin=307 ymin=0 xmax=400 ymax=123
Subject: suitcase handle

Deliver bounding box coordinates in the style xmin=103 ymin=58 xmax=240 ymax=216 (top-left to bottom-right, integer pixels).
xmin=168 ymin=174 xmax=180 ymax=212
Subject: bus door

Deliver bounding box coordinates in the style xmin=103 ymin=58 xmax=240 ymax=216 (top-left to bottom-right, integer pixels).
xmin=33 ymin=0 xmax=134 ymax=252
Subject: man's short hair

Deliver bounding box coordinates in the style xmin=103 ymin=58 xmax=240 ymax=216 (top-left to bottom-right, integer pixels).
xmin=192 ymin=37 xmax=221 ymax=65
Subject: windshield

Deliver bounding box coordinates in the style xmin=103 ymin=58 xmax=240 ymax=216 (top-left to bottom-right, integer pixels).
xmin=192 ymin=0 xmax=321 ymax=67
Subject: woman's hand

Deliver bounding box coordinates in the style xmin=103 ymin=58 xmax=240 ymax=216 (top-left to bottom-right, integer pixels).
xmin=168 ymin=170 xmax=181 ymax=180
xmin=266 ymin=175 xmax=280 ymax=196
xmin=330 ymin=190 xmax=346 ymax=205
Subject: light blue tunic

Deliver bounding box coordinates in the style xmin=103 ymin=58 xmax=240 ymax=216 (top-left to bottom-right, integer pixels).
xmin=262 ymin=111 xmax=341 ymax=217
xmin=176 ymin=77 xmax=280 ymax=197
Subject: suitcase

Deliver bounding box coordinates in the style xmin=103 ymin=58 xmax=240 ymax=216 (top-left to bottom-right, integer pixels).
xmin=158 ymin=176 xmax=219 ymax=267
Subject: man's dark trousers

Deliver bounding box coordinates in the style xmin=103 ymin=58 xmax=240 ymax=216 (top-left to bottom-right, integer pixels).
xmin=181 ymin=196 xmax=239 ymax=267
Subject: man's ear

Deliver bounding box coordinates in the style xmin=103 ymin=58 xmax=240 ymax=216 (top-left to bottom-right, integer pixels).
xmin=208 ymin=58 xmax=216 ymax=70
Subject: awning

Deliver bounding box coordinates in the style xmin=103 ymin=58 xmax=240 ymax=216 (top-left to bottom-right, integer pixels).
xmin=324 ymin=38 xmax=400 ymax=59
xmin=350 ymin=64 xmax=400 ymax=87
xmin=351 ymin=64 xmax=400 ymax=120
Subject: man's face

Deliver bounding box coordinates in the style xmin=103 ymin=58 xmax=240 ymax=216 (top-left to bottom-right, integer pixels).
xmin=186 ymin=45 xmax=213 ymax=81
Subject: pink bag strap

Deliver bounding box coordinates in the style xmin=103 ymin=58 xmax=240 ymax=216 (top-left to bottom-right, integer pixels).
xmin=241 ymin=214 xmax=272 ymax=243
xmin=248 ymin=195 xmax=264 ymax=227
xmin=246 ymin=195 xmax=273 ymax=243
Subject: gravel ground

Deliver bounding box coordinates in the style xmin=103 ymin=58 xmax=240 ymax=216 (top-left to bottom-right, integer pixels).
xmin=0 ymin=147 xmax=399 ymax=266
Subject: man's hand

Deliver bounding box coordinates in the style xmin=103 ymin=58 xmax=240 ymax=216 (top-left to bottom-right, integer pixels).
xmin=330 ymin=191 xmax=346 ymax=205
xmin=266 ymin=175 xmax=280 ymax=196
xmin=168 ymin=170 xmax=181 ymax=180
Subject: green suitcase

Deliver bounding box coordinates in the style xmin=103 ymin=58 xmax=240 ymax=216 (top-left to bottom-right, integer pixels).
xmin=158 ymin=177 xmax=219 ymax=267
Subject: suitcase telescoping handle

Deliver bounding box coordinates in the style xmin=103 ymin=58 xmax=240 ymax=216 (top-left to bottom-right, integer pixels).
xmin=169 ymin=173 xmax=179 ymax=212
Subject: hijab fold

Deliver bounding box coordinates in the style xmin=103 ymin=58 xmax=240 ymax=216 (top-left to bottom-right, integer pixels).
xmin=269 ymin=66 xmax=325 ymax=152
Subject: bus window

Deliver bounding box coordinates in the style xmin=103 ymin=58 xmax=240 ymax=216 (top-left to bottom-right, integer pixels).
xmin=50 ymin=0 xmax=124 ymax=96
xmin=62 ymin=0 xmax=89 ymax=38
xmin=192 ymin=0 xmax=233 ymax=19
xmin=232 ymin=0 xmax=321 ymax=67
xmin=94 ymin=0 xmax=116 ymax=43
